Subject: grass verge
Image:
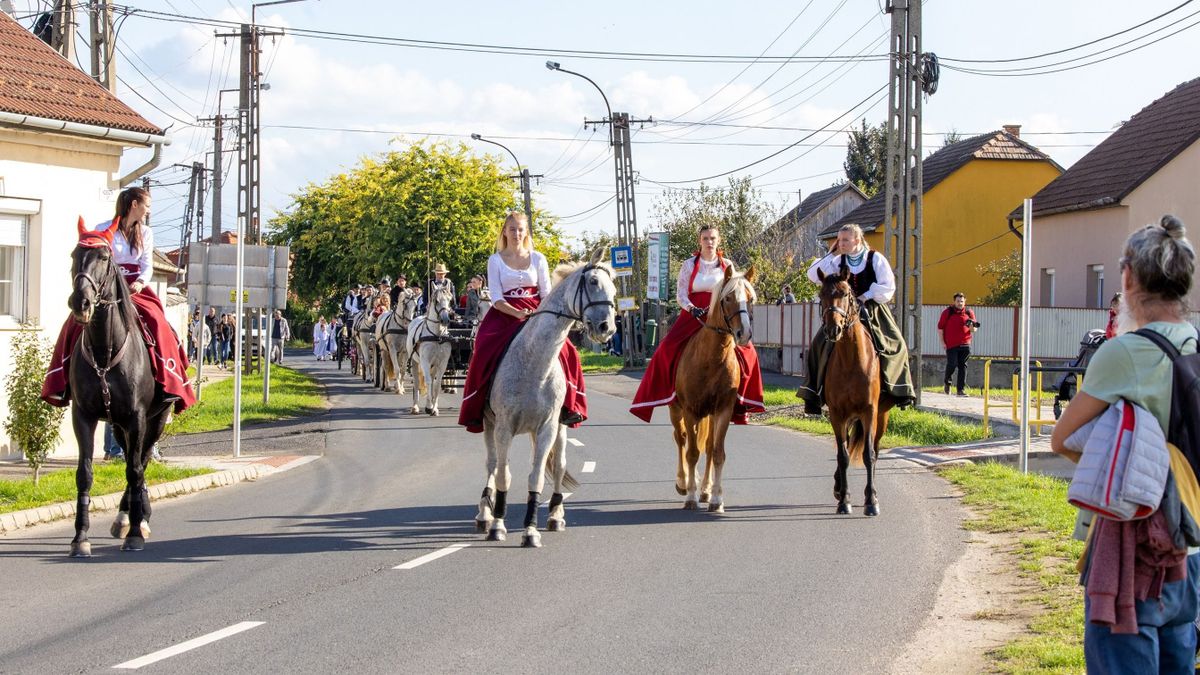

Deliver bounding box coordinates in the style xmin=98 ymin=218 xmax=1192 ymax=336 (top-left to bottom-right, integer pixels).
xmin=0 ymin=462 xmax=214 ymax=514
xmin=939 ymin=461 xmax=1084 ymax=673
xmin=581 ymin=352 xmax=624 ymax=374
xmin=167 ymin=365 xmax=325 ymax=435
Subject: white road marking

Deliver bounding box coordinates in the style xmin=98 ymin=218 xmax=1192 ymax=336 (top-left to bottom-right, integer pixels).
xmin=394 ymin=543 xmax=470 ymax=570
xmin=113 ymin=621 xmax=265 ymax=670
xmin=567 ymin=438 xmax=584 ymax=447
xmin=581 ymin=461 xmax=596 ymax=473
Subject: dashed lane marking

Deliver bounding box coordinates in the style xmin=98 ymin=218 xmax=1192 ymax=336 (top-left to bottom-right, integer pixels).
xmin=581 ymin=461 xmax=596 ymax=473
xmin=113 ymin=621 xmax=265 ymax=670
xmin=394 ymin=543 xmax=470 ymax=570
xmin=567 ymin=438 xmax=584 ymax=447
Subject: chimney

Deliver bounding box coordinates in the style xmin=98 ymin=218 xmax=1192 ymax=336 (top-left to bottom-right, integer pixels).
xmin=1003 ymin=124 xmax=1021 ymax=138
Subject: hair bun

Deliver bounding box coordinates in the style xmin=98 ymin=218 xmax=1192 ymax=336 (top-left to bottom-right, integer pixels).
xmin=1161 ymin=215 xmax=1186 ymax=240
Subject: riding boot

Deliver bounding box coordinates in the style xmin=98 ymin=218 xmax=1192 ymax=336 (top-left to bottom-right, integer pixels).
xmin=797 ymin=333 xmax=831 ymax=415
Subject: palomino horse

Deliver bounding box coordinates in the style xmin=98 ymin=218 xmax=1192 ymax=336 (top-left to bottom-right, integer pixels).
xmin=670 ymin=265 xmax=757 ymax=513
xmin=375 ymin=291 xmax=418 ymax=394
xmin=67 ymin=233 xmax=169 ymax=555
xmin=817 ymin=268 xmax=893 ymax=516
xmin=405 ymin=286 xmax=455 ymax=416
xmin=475 ymin=251 xmax=617 ymax=547
xmin=352 ymin=310 xmax=378 ymax=382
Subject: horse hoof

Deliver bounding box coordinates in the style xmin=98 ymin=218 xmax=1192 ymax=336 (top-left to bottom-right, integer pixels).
xmin=409 ymin=407 xmax=420 ymax=415
xmin=547 ymin=519 xmax=566 ymax=532
xmin=864 ymin=503 xmax=880 ymax=517
xmin=707 ymin=502 xmax=724 ymax=513
xmin=428 ymin=408 xmax=438 ymax=417
xmin=69 ymin=542 xmax=92 ymax=558
xmin=675 ymin=484 xmax=687 ymax=496
xmin=140 ymin=522 xmax=152 ymax=539
xmin=700 ymin=492 xmax=711 ymax=503
xmin=836 ymin=502 xmax=852 ymax=515
xmin=475 ymin=519 xmax=491 ymax=533
xmin=120 ymin=536 xmax=145 ymax=552
xmin=110 ymin=513 xmax=130 ymax=539
xmin=486 ymin=528 xmax=507 ymax=542
xmin=521 ymin=532 xmax=542 ymax=548
xmin=683 ymin=500 xmax=699 ymax=510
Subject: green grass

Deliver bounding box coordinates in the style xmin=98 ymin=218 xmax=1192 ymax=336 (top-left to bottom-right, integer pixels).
xmin=763 ymin=384 xmax=800 ymax=407
xmin=581 ymin=352 xmax=624 ymax=374
xmin=940 ymin=462 xmax=1085 ymax=674
xmin=0 ymin=463 xmax=214 ymax=514
xmin=166 ymin=365 xmax=325 ymax=435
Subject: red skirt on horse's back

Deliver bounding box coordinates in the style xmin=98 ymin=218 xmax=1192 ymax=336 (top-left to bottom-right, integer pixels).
xmin=630 ymin=299 xmax=764 ymax=424
xmin=42 ymin=285 xmax=196 ymax=414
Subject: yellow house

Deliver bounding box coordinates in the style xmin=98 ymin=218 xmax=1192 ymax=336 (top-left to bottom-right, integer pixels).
xmin=821 ymin=128 xmax=1062 ymax=304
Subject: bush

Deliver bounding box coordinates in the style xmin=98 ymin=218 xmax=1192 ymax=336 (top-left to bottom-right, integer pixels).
xmin=4 ymin=322 xmax=65 ymax=483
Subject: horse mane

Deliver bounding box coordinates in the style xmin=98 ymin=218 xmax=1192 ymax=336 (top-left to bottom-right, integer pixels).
xmin=551 ymin=260 xmax=588 ymax=285
xmin=707 ymin=270 xmax=757 ymax=315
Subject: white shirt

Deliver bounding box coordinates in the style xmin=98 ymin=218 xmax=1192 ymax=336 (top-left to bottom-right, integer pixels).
xmin=806 ymin=247 xmax=896 ymax=304
xmin=95 ymin=218 xmax=153 ymax=285
xmin=676 ymin=255 xmax=734 ymax=311
xmin=487 ymin=251 xmax=551 ymax=298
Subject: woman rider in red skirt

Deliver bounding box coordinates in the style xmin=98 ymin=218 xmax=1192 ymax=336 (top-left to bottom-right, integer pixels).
xmin=457 ymin=212 xmax=587 ymax=433
xmin=629 ymin=224 xmax=764 ymax=423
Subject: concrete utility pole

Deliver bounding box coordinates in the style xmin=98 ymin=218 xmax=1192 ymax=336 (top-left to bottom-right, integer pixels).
xmin=49 ymin=0 xmax=75 ymax=62
xmin=177 ymin=162 xmax=206 ymax=286
xmin=88 ymin=0 xmax=115 ymax=92
xmin=883 ymin=0 xmax=925 ymax=405
xmin=211 ymin=113 xmax=223 ymax=239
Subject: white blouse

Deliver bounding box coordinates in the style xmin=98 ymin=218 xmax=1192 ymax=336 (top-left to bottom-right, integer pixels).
xmin=487 ymin=251 xmax=551 ymax=299
xmin=676 ymin=255 xmax=734 ymax=311
xmin=95 ymin=218 xmax=154 ymax=285
xmin=806 ymin=246 xmax=896 ymax=304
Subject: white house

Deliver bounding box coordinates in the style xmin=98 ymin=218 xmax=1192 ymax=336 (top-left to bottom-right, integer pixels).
xmin=0 ymin=12 xmax=171 ymax=459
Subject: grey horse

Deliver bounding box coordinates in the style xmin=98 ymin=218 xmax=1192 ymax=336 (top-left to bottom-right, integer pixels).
xmin=406 ymin=285 xmax=456 ymax=416
xmin=475 ymin=250 xmax=617 ymax=548
xmin=376 ymin=291 xmax=418 ymax=395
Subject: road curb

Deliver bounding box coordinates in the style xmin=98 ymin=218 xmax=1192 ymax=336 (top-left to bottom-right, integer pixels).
xmin=0 ymin=463 xmax=272 ymax=535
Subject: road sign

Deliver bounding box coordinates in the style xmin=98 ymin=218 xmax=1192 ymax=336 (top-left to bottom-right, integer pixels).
xmin=617 ymin=296 xmax=638 ymax=312
xmin=610 ymin=245 xmax=633 ymax=269
xmin=228 ymin=289 xmax=250 ymax=303
xmin=615 ymin=269 xmax=633 ymax=278
xmin=646 ymin=232 xmax=669 ymax=300
xmin=187 ymin=243 xmax=289 ymax=309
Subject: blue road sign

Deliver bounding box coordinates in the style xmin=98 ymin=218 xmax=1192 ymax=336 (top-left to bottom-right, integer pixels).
xmin=610 ymin=245 xmax=633 ymax=269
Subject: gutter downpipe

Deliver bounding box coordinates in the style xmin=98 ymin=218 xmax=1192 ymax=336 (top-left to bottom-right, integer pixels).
xmin=0 ymin=111 xmax=171 ymax=186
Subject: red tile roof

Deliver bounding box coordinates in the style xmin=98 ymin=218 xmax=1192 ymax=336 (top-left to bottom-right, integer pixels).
xmin=0 ymin=12 xmax=162 ymax=136
xmin=1023 ymin=76 xmax=1200 ymax=218
xmin=165 ymin=231 xmax=241 ymax=267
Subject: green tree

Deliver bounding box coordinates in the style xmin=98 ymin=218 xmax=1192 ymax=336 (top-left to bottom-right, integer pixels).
xmin=978 ymin=249 xmax=1022 ymax=305
xmin=941 ymin=128 xmax=964 ymax=147
xmin=844 ymin=119 xmax=887 ymax=197
xmin=4 ymin=323 xmax=65 ymax=483
xmin=267 ymin=141 xmax=566 ymax=308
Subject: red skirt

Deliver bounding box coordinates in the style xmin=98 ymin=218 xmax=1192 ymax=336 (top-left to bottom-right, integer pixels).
xmin=42 ymin=285 xmax=196 ymax=414
xmin=630 ymin=295 xmax=764 ymax=424
xmin=457 ymin=291 xmax=586 ymax=433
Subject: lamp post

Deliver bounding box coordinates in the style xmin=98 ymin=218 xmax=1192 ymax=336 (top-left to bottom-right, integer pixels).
xmin=471 ymin=133 xmax=533 ymax=227
xmin=545 ymin=61 xmax=612 ymax=146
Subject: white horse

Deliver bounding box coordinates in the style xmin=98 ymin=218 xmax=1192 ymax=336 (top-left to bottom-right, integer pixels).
xmin=352 ymin=310 xmax=378 ymax=381
xmin=375 ymin=291 xmax=418 ymax=394
xmin=472 ymin=287 xmax=492 ymax=338
xmin=475 ymin=251 xmax=617 ymax=548
xmin=406 ymin=286 xmax=455 ymax=416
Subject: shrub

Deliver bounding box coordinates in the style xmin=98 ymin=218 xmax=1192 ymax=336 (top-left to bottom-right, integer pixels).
xmin=4 ymin=322 xmax=66 ymax=483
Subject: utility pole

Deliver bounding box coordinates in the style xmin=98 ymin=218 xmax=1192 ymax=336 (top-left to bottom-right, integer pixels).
xmin=88 ymin=0 xmax=115 ymax=92
xmin=586 ymin=110 xmax=653 ymax=367
xmin=211 ymin=114 xmax=223 ymax=239
xmin=49 ymin=0 xmax=75 ymax=62
xmin=514 ymin=168 xmax=542 ymax=227
xmin=883 ymin=0 xmax=925 ymax=405
xmin=176 ymin=162 xmax=207 ymax=286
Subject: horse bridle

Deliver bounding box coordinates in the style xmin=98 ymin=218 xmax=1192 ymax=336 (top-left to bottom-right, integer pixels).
xmin=530 ymin=264 xmax=616 ymax=324
xmin=74 ymin=251 xmax=133 ymax=421
xmin=705 ymin=279 xmax=753 ymax=337
xmin=822 ymin=290 xmax=860 ymax=340
xmin=416 ymin=291 xmax=455 ymax=345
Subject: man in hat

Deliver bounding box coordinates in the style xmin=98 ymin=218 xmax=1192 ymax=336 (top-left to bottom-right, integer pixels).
xmin=389 ymin=274 xmax=409 ymax=309
xmin=428 ymin=263 xmax=456 ymax=307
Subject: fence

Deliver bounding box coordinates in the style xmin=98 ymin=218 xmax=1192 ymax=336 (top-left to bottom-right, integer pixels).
xmin=752 ymin=302 xmax=1200 ymax=375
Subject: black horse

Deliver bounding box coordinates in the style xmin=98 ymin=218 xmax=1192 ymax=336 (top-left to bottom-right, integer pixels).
xmin=67 ymin=241 xmax=171 ymax=556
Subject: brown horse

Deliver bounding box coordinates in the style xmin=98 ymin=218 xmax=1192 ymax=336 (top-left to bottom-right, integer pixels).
xmin=670 ymin=265 xmax=757 ymax=513
xmin=817 ymin=267 xmax=894 ymax=516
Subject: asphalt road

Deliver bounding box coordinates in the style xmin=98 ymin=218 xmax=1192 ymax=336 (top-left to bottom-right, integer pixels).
xmin=0 ymin=358 xmax=966 ymax=674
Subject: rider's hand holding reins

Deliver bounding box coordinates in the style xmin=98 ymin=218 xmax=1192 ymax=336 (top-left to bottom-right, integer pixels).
xmin=689 ymin=306 xmax=706 ymax=321
xmin=130 ymin=281 xmax=145 ymax=294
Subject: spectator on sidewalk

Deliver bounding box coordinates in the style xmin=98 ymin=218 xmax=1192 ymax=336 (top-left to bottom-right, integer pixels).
xmin=776 ymin=284 xmax=796 ymax=305
xmin=271 ymin=309 xmax=291 ymax=364
xmin=204 ymin=307 xmax=219 ymax=365
xmin=1104 ymin=292 xmax=1122 ymax=339
xmin=192 ymin=313 xmax=212 ymax=368
xmin=937 ymin=292 xmax=977 ymax=396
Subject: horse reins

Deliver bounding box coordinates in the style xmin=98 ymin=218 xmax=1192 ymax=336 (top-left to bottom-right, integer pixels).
xmin=528 ymin=264 xmax=616 ymax=324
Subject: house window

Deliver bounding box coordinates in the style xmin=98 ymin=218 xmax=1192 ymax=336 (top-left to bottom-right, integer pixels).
xmin=1086 ymin=264 xmax=1105 ymax=308
xmin=0 ymin=214 xmax=27 ymax=320
xmin=1040 ymin=268 xmax=1055 ymax=306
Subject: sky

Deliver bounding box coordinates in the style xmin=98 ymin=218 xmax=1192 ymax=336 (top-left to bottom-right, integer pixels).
xmin=11 ymin=0 xmax=1200 ymax=251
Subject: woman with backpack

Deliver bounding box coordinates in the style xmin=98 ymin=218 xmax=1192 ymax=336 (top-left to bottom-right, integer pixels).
xmin=1052 ymin=215 xmax=1199 ymax=673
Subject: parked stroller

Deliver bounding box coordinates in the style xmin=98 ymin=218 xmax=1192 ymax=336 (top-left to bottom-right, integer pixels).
xmin=1053 ymin=329 xmax=1107 ymax=419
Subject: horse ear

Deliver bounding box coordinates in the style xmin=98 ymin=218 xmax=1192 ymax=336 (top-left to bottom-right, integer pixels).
xmin=743 ymin=265 xmax=757 ymax=284
xmin=838 ymin=266 xmax=851 ymax=281
xmin=723 ymin=265 xmax=734 ymax=282
xmin=588 ymin=247 xmax=604 ymax=266
xmin=76 ymin=216 xmax=87 ymax=237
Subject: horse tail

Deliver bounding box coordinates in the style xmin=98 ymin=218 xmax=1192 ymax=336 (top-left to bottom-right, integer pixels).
xmin=847 ymin=419 xmax=866 ymax=467
xmin=545 ymin=441 xmax=581 ymax=491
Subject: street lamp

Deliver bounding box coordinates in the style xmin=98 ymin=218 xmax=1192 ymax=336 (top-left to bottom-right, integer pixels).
xmin=471 ymin=132 xmax=533 ymax=226
xmin=546 ymin=60 xmax=613 ymax=146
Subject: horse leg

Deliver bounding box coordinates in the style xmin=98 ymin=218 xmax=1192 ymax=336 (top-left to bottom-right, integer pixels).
xmin=408 ymin=348 xmax=421 ymax=414
xmin=427 ymin=350 xmax=445 ymax=416
xmin=669 ymin=404 xmax=688 ymax=496
xmin=830 ymin=412 xmax=852 ymax=515
xmin=706 ymin=409 xmax=733 ymax=513
xmin=121 ymin=416 xmax=149 ymax=551
xmin=863 ymin=408 xmax=880 ymax=517
xmin=69 ymin=412 xmax=97 ymax=557
xmin=682 ymin=412 xmax=702 ymax=510
xmin=521 ymin=423 xmax=556 ymax=548
xmin=546 ymin=426 xmax=568 ymax=533
xmin=487 ymin=423 xmax=514 ymax=542
xmin=476 ymin=417 xmax=499 ymax=532
xmin=699 ymin=416 xmax=714 ymax=502
xmin=110 ymin=423 xmax=132 ymax=539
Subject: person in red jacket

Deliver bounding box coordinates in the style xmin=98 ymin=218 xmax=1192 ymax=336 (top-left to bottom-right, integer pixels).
xmin=937 ymin=292 xmax=978 ymax=396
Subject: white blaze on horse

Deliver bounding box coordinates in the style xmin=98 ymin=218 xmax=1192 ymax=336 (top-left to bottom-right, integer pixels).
xmin=475 ymin=251 xmax=617 ymax=548
xmin=376 ymin=291 xmax=418 ymax=395
xmin=405 ymin=286 xmax=455 ymax=416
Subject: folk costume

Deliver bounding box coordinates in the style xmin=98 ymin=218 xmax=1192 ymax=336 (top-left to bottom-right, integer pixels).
xmin=629 ymin=252 xmax=765 ymax=423
xmin=457 ymin=251 xmax=586 ymax=433
xmin=796 ymin=246 xmax=916 ymax=411
xmin=42 ymin=218 xmax=196 ymax=414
